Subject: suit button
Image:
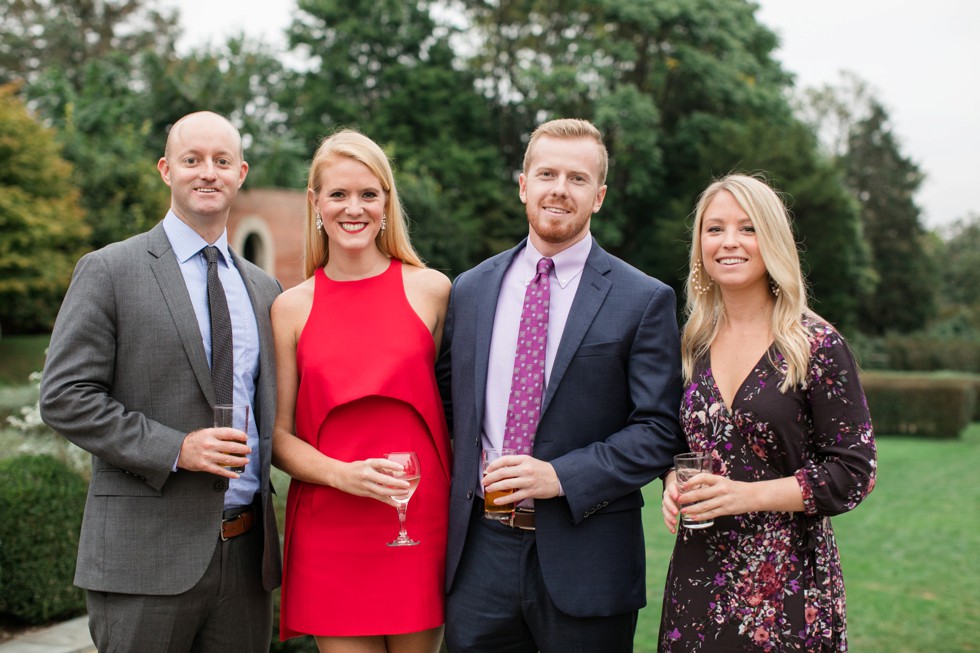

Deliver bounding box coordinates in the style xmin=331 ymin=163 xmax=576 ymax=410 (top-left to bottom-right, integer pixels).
xmin=466 ymin=490 xmax=473 ymax=500
xmin=213 ymin=480 xmax=228 ymax=492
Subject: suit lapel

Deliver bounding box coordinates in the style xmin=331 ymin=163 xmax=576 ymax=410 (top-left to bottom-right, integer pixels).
xmin=541 ymin=239 xmax=612 ymax=416
xmin=472 ymin=244 xmax=522 ymax=424
xmin=147 ymin=223 xmax=216 ymax=406
xmin=231 ymin=250 xmax=276 ymax=486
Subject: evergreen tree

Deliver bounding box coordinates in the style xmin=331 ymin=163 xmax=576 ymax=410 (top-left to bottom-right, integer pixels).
xmin=845 ymin=101 xmax=937 ymax=334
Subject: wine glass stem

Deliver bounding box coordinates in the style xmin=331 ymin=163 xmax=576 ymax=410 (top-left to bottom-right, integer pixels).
xmin=397 ymin=503 xmax=408 ymax=538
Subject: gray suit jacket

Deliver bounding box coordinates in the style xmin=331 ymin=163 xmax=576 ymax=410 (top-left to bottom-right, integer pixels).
xmin=40 ymin=222 xmax=282 ymax=595
xmin=438 ymin=238 xmax=685 ymax=617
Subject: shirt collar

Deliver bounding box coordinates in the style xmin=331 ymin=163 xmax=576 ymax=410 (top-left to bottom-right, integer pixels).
xmin=523 ymin=233 xmax=592 ymax=289
xmin=163 ymin=210 xmax=231 ymax=266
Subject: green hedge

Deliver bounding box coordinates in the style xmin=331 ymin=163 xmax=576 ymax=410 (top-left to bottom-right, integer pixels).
xmin=0 ymin=454 xmax=87 ymax=624
xmin=851 ymin=333 xmax=980 ymax=373
xmin=861 ymin=372 xmax=977 ymax=439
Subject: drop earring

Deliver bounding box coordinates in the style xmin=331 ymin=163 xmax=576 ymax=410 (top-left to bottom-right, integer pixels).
xmin=769 ymin=275 xmax=781 ymax=297
xmin=380 ymin=215 xmax=387 ymax=233
xmin=315 ymin=213 xmax=323 ymax=232
xmin=691 ymin=259 xmax=713 ymax=296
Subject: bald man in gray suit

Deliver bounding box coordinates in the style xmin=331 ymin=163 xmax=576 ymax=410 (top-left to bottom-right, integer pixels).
xmin=41 ymin=111 xmax=281 ymax=652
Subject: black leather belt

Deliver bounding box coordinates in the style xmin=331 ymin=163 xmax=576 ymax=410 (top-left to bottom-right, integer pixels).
xmin=500 ymin=507 xmax=535 ymax=531
xmin=221 ymin=505 xmax=255 ymax=541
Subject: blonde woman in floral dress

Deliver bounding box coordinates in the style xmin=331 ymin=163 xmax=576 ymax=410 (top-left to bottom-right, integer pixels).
xmin=658 ymin=174 xmax=877 ymax=652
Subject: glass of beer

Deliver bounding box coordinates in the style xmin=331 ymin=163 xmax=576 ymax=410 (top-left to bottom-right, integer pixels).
xmin=482 ymin=448 xmax=516 ymax=519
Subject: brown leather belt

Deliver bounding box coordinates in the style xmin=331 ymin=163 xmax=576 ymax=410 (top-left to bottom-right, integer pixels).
xmin=221 ymin=506 xmax=255 ymax=541
xmin=500 ymin=507 xmax=535 ymax=531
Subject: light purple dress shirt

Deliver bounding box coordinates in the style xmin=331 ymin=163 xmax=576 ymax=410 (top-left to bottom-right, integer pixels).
xmin=480 ymin=235 xmax=593 ymax=497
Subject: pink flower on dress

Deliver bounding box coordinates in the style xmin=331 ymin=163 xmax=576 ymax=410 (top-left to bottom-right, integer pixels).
xmin=805 ymin=606 xmax=819 ymax=624
xmin=753 ymin=626 xmax=770 ymax=644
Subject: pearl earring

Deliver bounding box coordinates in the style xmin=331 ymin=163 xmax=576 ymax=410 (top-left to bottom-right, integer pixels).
xmin=691 ymin=259 xmax=713 ymax=295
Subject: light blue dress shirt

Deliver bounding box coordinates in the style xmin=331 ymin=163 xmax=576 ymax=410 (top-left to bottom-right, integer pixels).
xmin=163 ymin=212 xmax=261 ymax=508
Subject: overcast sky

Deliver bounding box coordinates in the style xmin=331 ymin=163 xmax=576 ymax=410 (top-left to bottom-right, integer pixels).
xmin=167 ymin=0 xmax=978 ymax=229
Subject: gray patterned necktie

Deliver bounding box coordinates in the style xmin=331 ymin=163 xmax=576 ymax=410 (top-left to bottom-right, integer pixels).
xmin=204 ymin=246 xmax=234 ymax=406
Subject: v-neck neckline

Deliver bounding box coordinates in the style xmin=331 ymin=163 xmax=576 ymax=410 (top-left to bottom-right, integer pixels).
xmin=705 ymin=344 xmax=774 ymax=414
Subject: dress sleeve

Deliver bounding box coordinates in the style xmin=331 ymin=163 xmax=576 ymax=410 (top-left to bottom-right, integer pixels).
xmin=794 ymin=326 xmax=877 ymax=516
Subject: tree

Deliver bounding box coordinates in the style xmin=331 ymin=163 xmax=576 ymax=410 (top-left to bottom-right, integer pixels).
xmin=27 ymin=53 xmax=170 ymax=250
xmin=0 ymin=0 xmax=179 ymax=88
xmin=844 ymin=101 xmax=937 ymax=334
xmin=286 ymin=0 xmax=512 ymax=270
xmin=932 ymin=214 xmax=980 ymax=335
xmin=0 ymin=84 xmax=89 ymax=333
xmin=457 ymin=0 xmax=870 ymax=326
xmin=139 ymin=40 xmax=308 ymax=190
xmin=797 ymin=72 xmax=938 ymax=334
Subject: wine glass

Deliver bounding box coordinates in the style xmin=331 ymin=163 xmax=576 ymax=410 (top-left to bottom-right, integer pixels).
xmin=383 ymin=451 xmax=421 ymax=547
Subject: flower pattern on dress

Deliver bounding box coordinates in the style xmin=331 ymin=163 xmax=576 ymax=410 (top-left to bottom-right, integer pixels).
xmin=659 ymin=316 xmax=876 ymax=652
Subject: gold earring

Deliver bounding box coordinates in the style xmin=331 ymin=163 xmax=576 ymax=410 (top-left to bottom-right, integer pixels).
xmin=691 ymin=259 xmax=713 ymax=295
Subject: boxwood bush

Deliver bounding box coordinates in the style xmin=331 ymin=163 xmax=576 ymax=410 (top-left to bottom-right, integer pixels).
xmin=851 ymin=333 xmax=980 ymax=374
xmin=861 ymin=372 xmax=977 ymax=438
xmin=0 ymin=454 xmax=86 ymax=624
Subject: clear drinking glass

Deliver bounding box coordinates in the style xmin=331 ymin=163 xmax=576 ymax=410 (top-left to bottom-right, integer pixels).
xmin=674 ymin=451 xmax=714 ymax=529
xmin=213 ymin=404 xmax=249 ymax=473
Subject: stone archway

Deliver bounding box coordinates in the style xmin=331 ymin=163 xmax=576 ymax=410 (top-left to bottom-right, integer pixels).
xmin=231 ymin=216 xmax=275 ymax=275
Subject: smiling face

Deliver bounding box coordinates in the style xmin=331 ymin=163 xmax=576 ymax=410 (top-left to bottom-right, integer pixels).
xmin=519 ymin=135 xmax=607 ymax=256
xmin=309 ymin=156 xmax=387 ymax=256
xmin=700 ymin=190 xmax=769 ymax=293
xmin=157 ymin=112 xmax=247 ymax=234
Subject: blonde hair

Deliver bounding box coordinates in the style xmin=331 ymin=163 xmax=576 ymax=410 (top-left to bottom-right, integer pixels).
xmin=682 ymin=173 xmax=812 ymax=392
xmin=303 ymin=129 xmax=423 ymax=278
xmin=523 ymin=118 xmax=608 ymax=185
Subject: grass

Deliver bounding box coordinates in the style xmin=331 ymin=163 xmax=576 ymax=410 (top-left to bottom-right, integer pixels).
xmin=0 ymin=334 xmax=49 ymax=386
xmin=634 ymin=424 xmax=980 ymax=653
xmin=3 ymin=367 xmax=976 ymax=651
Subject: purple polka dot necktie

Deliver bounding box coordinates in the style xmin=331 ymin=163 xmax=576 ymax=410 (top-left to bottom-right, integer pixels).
xmin=502 ymin=257 xmax=554 ymax=456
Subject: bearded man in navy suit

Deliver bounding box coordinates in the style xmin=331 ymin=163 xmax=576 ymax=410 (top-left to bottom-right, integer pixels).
xmin=438 ymin=118 xmax=685 ymax=652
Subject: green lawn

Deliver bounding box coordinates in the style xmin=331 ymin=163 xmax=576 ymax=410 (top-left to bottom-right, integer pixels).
xmin=0 ymin=334 xmax=49 ymax=386
xmin=634 ymin=424 xmax=980 ymax=653
xmin=3 ymin=366 xmax=977 ymax=651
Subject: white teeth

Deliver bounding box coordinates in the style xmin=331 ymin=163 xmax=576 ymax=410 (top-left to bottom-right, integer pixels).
xmin=719 ymin=258 xmax=746 ymax=265
xmin=544 ymin=207 xmax=569 ymax=214
xmin=340 ymin=223 xmax=365 ymax=232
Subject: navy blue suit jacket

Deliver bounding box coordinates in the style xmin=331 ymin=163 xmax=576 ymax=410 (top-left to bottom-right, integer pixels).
xmin=438 ymin=237 xmax=685 ymax=617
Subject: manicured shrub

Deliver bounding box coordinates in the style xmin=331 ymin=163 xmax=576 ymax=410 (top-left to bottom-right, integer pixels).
xmin=851 ymin=333 xmax=980 ymax=373
xmin=861 ymin=372 xmax=976 ymax=439
xmin=0 ymin=454 xmax=86 ymax=624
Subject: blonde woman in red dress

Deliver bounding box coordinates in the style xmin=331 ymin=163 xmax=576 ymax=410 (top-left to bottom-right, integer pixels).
xmin=272 ymin=130 xmax=451 ymax=653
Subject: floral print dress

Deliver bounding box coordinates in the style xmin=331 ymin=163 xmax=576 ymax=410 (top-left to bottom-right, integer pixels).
xmin=659 ymin=316 xmax=876 ymax=652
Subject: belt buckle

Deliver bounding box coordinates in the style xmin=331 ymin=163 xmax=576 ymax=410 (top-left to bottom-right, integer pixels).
xmin=220 ymin=512 xmax=244 ymax=542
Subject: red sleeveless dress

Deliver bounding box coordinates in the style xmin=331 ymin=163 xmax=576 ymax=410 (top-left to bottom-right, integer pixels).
xmin=280 ymin=259 xmax=451 ymax=639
